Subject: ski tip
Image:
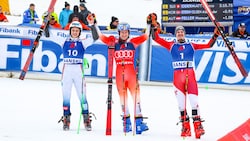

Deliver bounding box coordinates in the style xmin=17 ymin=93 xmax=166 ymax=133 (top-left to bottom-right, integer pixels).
xmin=19 ymin=75 xmax=25 ymax=80
xmin=19 ymin=71 xmax=27 ymax=80
xmin=242 ymin=71 xmax=248 ymax=77
xmin=106 ymin=128 xmax=112 ymax=136
xmin=105 ymin=132 xmax=112 ymax=136
xmin=19 ymin=77 xmax=24 ymax=80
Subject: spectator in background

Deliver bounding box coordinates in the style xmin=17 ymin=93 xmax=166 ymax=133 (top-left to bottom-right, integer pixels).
xmin=0 ymin=5 xmax=8 ymax=22
xmin=22 ymin=3 xmax=39 ymax=24
xmin=49 ymin=15 xmax=62 ymax=29
xmin=42 ymin=8 xmax=59 ymax=23
xmin=106 ymin=16 xmax=119 ymax=30
xmin=80 ymin=0 xmax=87 ymax=3
xmin=79 ymin=3 xmax=91 ymax=25
xmin=68 ymin=5 xmax=83 ymax=23
xmin=231 ymin=23 xmax=250 ymax=39
xmin=64 ymin=15 xmax=89 ymax=30
xmin=59 ymin=1 xmax=73 ymax=29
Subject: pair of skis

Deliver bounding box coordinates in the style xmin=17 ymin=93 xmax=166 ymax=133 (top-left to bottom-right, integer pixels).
xmin=200 ymin=0 xmax=248 ymax=77
xmin=19 ymin=0 xmax=57 ymax=80
xmin=105 ymin=36 xmax=140 ymax=135
xmin=105 ymin=36 xmax=115 ymax=135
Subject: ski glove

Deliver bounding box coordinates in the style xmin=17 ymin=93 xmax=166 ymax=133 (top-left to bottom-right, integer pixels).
xmin=146 ymin=13 xmax=157 ymax=25
xmin=214 ymin=23 xmax=225 ymax=37
xmin=87 ymin=13 xmax=97 ymax=25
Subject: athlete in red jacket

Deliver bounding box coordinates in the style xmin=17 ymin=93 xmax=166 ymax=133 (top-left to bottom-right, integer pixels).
xmin=93 ymin=14 xmax=151 ymax=134
xmin=153 ymin=24 xmax=220 ymax=138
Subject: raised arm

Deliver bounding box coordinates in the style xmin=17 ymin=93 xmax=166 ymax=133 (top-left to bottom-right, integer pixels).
xmin=130 ymin=24 xmax=151 ymax=47
xmin=192 ymin=27 xmax=219 ymax=50
xmin=81 ymin=14 xmax=100 ymax=48
xmin=146 ymin=13 xmax=174 ymax=50
xmin=87 ymin=13 xmax=99 ymax=41
xmin=152 ymin=30 xmax=174 ymax=51
xmin=86 ymin=13 xmax=111 ymax=45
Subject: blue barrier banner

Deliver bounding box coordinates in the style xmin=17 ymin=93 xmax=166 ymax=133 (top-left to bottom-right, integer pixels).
xmin=0 ymin=25 xmax=249 ymax=84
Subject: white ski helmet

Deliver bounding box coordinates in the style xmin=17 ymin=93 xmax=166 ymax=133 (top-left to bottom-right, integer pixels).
xmin=69 ymin=21 xmax=82 ymax=31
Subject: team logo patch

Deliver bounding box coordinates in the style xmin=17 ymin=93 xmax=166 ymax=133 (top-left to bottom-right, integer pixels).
xmin=70 ymin=42 xmax=75 ymax=48
xmin=178 ymin=45 xmax=185 ymax=51
xmin=114 ymin=50 xmax=134 ymax=59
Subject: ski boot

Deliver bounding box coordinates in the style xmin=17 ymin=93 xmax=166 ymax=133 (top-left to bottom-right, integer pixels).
xmin=178 ymin=116 xmax=191 ymax=137
xmin=122 ymin=116 xmax=132 ymax=133
xmin=135 ymin=116 xmax=149 ymax=134
xmin=193 ymin=116 xmax=205 ymax=139
xmin=83 ymin=113 xmax=93 ymax=131
xmin=58 ymin=115 xmax=71 ymax=131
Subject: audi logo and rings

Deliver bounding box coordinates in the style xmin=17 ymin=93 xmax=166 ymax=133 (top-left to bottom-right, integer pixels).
xmin=114 ymin=50 xmax=134 ymax=59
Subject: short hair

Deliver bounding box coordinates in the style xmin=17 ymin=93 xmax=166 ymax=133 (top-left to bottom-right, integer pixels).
xmin=30 ymin=3 xmax=35 ymax=7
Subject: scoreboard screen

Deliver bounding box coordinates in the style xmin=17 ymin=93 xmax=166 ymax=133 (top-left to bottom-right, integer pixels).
xmin=162 ymin=0 xmax=233 ymax=25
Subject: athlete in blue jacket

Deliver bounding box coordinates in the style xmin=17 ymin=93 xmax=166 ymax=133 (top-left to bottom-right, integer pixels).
xmin=58 ymin=18 xmax=98 ymax=131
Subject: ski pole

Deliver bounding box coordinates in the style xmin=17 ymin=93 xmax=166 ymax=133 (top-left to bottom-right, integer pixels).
xmin=133 ymin=59 xmax=140 ymax=135
xmin=183 ymin=62 xmax=189 ymax=131
xmin=200 ymin=0 xmax=248 ymax=77
xmin=122 ymin=58 xmax=126 ymax=136
xmin=77 ymin=58 xmax=89 ymax=134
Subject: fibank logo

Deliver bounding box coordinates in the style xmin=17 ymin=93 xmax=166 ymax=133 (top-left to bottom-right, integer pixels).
xmin=0 ymin=27 xmax=21 ymax=35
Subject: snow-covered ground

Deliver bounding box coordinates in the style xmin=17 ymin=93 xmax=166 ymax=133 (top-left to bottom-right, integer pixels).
xmin=0 ymin=76 xmax=249 ymax=141
xmin=5 ymin=0 xmax=161 ymax=28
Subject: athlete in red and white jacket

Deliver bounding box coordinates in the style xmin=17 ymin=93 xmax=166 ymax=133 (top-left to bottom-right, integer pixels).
xmin=152 ymin=24 xmax=220 ymax=138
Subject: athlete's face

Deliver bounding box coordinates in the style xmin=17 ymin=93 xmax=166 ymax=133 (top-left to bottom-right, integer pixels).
xmin=176 ymin=30 xmax=185 ymax=41
xmin=238 ymin=26 xmax=245 ymax=32
xmin=70 ymin=27 xmax=81 ymax=38
xmin=119 ymin=30 xmax=129 ymax=40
